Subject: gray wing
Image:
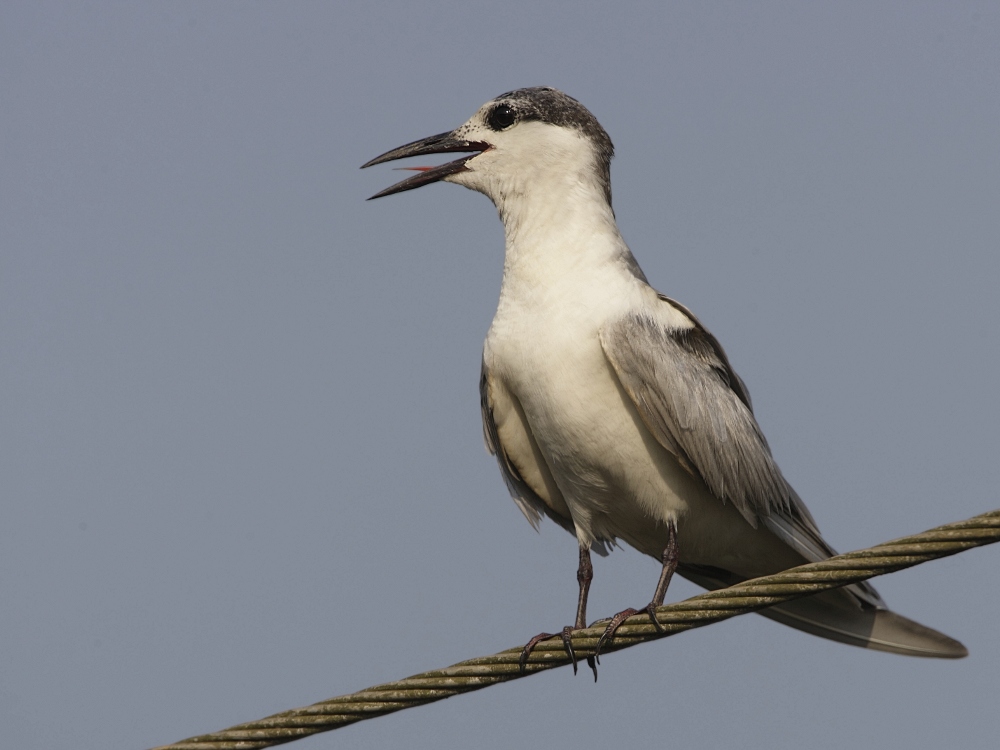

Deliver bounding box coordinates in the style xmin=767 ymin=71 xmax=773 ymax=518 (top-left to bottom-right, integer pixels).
xmin=600 ymin=296 xmax=878 ymax=601
xmin=600 ymin=296 xmax=795 ymax=527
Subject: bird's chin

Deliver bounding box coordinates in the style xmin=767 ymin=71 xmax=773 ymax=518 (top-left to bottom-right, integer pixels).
xmin=438 ymin=166 xmax=483 ymax=192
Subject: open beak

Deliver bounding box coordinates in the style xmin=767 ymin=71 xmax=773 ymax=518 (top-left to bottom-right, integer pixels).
xmin=361 ymin=131 xmax=490 ymax=200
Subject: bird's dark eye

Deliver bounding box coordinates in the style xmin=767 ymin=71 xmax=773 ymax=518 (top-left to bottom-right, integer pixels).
xmin=486 ymin=103 xmax=517 ymax=131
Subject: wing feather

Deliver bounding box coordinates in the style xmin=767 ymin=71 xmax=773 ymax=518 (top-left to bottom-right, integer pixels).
xmin=601 ymin=295 xmax=884 ymax=607
xmin=600 ymin=301 xmax=788 ymax=526
xmin=599 ymin=294 xmax=878 ymax=601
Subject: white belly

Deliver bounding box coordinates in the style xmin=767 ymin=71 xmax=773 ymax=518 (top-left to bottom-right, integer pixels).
xmin=482 ymin=229 xmax=802 ymax=574
xmin=485 ymin=281 xmax=699 ymax=551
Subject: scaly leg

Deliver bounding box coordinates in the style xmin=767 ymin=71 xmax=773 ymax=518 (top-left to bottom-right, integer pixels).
xmin=596 ymin=522 xmax=678 ymax=660
xmin=519 ymin=547 xmax=597 ymax=679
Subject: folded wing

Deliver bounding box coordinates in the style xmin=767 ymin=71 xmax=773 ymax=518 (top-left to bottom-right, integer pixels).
xmin=600 ymin=295 xmax=839 ymax=560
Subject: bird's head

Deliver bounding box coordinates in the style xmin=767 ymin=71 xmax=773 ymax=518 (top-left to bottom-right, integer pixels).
xmin=362 ymin=87 xmax=615 ymax=210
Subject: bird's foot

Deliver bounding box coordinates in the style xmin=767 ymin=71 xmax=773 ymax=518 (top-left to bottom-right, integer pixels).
xmin=595 ymin=601 xmax=664 ymax=660
xmin=519 ymin=626 xmax=597 ymax=680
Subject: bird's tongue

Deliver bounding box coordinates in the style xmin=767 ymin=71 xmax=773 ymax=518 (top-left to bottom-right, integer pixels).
xmin=367 ymin=154 xmax=477 ymax=199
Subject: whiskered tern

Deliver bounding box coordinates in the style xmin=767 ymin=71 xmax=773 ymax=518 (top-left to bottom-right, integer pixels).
xmin=363 ymin=87 xmax=966 ymax=678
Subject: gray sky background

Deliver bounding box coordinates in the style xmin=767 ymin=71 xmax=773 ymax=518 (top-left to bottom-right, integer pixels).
xmin=3 ymin=3 xmax=999 ymax=749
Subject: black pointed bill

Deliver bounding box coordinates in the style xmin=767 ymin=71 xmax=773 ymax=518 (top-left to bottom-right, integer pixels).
xmin=361 ymin=131 xmax=490 ymax=200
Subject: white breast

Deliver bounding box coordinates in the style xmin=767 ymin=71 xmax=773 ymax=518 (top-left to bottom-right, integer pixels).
xmin=484 ymin=229 xmax=707 ymax=552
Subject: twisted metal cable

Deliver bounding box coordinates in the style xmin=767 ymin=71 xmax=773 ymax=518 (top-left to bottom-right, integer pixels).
xmin=152 ymin=509 xmax=1000 ymax=750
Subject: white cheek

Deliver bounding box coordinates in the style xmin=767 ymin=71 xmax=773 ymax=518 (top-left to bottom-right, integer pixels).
xmin=442 ymin=151 xmax=499 ymax=192
xmin=443 ymin=121 xmax=600 ymax=204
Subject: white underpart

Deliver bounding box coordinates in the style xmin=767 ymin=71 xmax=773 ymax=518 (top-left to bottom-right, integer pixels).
xmin=444 ymin=114 xmax=797 ymax=575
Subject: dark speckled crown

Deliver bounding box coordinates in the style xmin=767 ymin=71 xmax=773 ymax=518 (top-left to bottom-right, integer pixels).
xmin=493 ymin=87 xmax=615 ymax=206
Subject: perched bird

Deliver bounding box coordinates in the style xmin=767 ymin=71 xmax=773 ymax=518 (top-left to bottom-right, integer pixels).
xmin=362 ymin=87 xmax=966 ymax=677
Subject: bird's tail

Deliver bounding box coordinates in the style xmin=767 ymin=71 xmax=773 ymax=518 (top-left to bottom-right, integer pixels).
xmin=678 ymin=565 xmax=967 ymax=658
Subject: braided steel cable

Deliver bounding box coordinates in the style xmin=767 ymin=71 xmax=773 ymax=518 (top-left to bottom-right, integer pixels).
xmin=152 ymin=509 xmax=1000 ymax=750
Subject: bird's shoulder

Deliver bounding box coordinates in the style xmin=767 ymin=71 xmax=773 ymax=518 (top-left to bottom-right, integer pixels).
xmin=643 ymin=293 xmax=754 ymax=409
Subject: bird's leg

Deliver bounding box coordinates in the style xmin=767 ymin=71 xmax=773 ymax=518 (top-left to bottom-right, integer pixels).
xmin=519 ymin=547 xmax=598 ymax=679
xmin=573 ymin=544 xmax=594 ymax=630
xmin=595 ymin=522 xmax=679 ymax=660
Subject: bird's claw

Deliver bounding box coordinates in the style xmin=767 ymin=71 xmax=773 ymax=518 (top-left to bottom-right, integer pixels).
xmin=595 ymin=607 xmax=639 ymax=658
xmin=646 ymin=601 xmax=665 ymax=632
xmin=595 ymin=602 xmax=664 ymax=659
xmin=519 ymin=626 xmax=597 ymax=680
xmin=519 ymin=631 xmax=556 ymax=673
